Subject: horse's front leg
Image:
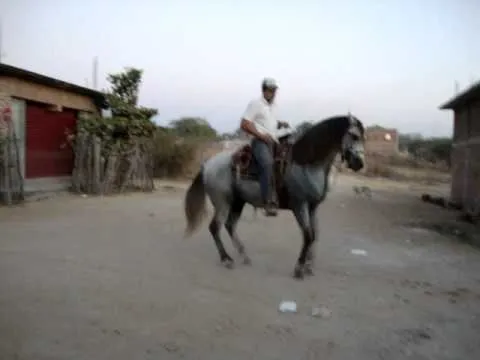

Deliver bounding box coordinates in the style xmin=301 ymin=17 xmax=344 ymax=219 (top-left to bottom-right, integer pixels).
xmin=225 ymin=196 xmax=251 ymax=265
xmin=292 ymin=203 xmax=313 ymax=279
xmin=304 ymin=204 xmax=319 ymax=276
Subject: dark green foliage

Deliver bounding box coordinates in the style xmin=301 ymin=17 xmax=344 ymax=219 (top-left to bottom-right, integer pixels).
xmin=105 ymin=67 xmax=157 ymax=119
xmin=75 ymin=67 xmax=157 ymax=153
xmin=151 ymin=130 xmax=197 ymax=178
xmin=169 ymin=117 xmax=218 ymax=140
xmin=399 ymin=134 xmax=453 ymax=167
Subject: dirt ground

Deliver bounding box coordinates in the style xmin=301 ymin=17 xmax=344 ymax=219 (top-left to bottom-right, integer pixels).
xmin=1 ymin=176 xmax=480 ymax=360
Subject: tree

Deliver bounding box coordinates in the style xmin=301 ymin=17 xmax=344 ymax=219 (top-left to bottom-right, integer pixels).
xmin=398 ymin=133 xmax=452 ymax=167
xmin=169 ymin=117 xmax=218 ymax=139
xmin=105 ymin=67 xmax=157 ymax=121
xmin=77 ymin=67 xmax=157 ymax=141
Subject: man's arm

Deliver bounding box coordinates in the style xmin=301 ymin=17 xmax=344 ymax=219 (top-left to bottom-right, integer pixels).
xmin=240 ymin=101 xmax=271 ymax=143
xmin=277 ymin=120 xmax=289 ymax=129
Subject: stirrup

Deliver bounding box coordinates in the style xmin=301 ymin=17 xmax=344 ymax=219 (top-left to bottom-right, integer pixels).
xmin=263 ymin=203 xmax=278 ymax=217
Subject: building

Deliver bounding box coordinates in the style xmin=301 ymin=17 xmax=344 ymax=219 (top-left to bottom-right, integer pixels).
xmin=364 ymin=125 xmax=399 ymax=156
xmin=0 ymin=63 xmax=106 ymax=192
xmin=440 ymin=81 xmax=480 ymax=211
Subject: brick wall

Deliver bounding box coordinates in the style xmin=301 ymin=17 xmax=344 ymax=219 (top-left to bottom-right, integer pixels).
xmin=0 ymin=76 xmax=98 ymax=112
xmin=450 ymin=145 xmax=466 ymax=203
xmin=365 ymin=128 xmax=399 ymax=155
xmin=450 ymin=99 xmax=480 ymax=211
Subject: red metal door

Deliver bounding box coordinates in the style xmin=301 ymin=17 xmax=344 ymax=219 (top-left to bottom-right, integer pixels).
xmin=26 ymin=102 xmax=77 ymax=178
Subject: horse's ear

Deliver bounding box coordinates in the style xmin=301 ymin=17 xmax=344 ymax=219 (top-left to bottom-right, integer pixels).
xmin=348 ymin=112 xmax=355 ymax=125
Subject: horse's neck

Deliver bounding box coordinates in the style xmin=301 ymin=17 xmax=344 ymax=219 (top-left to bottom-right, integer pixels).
xmin=323 ymin=150 xmax=339 ymax=174
xmin=300 ymin=148 xmax=339 ymax=174
xmin=291 ymin=129 xmax=344 ymax=166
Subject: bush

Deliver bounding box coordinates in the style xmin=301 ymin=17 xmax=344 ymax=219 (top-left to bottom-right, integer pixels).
xmin=399 ymin=134 xmax=452 ymax=168
xmin=362 ymin=152 xmax=450 ymax=184
xmin=74 ymin=113 xmax=156 ymax=154
xmin=151 ymin=130 xmax=197 ymax=178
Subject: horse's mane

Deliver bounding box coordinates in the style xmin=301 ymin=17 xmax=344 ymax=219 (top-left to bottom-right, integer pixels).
xmin=291 ymin=115 xmax=363 ymax=166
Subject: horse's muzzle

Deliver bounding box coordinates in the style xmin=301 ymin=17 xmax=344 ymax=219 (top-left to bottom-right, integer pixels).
xmin=345 ymin=151 xmax=364 ymax=172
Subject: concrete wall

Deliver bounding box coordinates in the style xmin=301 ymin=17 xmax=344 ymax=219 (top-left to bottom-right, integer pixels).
xmin=0 ymin=76 xmax=98 ymax=112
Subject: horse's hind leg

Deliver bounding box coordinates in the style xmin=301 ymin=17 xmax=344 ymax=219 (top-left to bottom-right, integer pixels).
xmin=225 ymin=196 xmax=251 ymax=265
xmin=209 ymin=201 xmax=235 ymax=269
xmin=292 ymin=203 xmax=313 ymax=279
xmin=304 ymin=203 xmax=319 ymax=276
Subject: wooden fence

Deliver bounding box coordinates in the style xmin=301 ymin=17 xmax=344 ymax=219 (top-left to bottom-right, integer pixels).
xmin=71 ymin=133 xmax=154 ymax=195
xmin=0 ymin=94 xmax=24 ymax=205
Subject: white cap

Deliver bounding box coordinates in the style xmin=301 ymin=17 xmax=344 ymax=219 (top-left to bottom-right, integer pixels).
xmin=262 ymin=78 xmax=278 ymax=89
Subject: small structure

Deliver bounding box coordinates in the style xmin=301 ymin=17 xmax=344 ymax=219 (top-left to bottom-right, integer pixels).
xmin=364 ymin=125 xmax=399 ymax=155
xmin=440 ymin=81 xmax=480 ymax=211
xmin=0 ymin=63 xmax=105 ymax=192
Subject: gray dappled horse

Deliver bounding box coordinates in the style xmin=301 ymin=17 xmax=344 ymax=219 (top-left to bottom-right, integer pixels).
xmin=184 ymin=115 xmax=365 ymax=279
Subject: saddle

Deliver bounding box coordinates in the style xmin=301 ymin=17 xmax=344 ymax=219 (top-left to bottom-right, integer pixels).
xmin=231 ymin=136 xmax=293 ymax=208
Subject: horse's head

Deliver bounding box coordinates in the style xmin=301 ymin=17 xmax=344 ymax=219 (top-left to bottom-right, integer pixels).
xmin=340 ymin=114 xmax=365 ymax=172
xmin=291 ymin=114 xmax=366 ymax=171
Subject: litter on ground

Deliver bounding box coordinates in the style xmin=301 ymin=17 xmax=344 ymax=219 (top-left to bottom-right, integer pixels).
xmin=278 ymin=301 xmax=297 ymax=313
xmin=351 ymin=249 xmax=368 ymax=256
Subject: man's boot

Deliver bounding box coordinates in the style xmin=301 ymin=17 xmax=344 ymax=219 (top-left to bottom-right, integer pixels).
xmin=264 ymin=202 xmax=278 ymax=217
xmin=263 ymin=190 xmax=278 ymax=217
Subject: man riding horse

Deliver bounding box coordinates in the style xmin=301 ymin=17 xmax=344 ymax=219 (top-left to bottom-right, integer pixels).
xmin=240 ymin=78 xmax=289 ymax=217
xmin=184 ymin=81 xmax=366 ymax=278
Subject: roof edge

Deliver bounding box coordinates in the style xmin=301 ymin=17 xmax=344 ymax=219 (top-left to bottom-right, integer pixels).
xmin=439 ymin=80 xmax=480 ymax=110
xmin=0 ymin=62 xmax=107 ymax=108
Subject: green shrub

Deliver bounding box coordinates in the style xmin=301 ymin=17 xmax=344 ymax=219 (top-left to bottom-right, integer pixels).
xmin=152 ymin=130 xmax=197 ymax=178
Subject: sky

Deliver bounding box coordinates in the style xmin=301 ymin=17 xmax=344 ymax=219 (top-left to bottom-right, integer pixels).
xmin=1 ymin=0 xmax=479 ymax=137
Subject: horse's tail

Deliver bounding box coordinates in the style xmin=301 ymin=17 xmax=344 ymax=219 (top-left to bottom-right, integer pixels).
xmin=184 ymin=169 xmax=207 ymax=237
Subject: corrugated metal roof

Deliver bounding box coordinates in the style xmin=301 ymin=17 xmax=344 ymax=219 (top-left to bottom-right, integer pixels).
xmin=440 ymin=81 xmax=480 ymax=110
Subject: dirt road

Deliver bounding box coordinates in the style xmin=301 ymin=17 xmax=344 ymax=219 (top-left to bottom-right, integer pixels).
xmin=1 ymin=177 xmax=479 ymax=359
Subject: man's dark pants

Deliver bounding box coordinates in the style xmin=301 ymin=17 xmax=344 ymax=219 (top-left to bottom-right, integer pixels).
xmin=251 ymin=138 xmax=274 ymax=205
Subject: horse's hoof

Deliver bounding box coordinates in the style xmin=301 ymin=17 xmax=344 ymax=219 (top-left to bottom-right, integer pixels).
xmin=293 ymin=266 xmax=304 ymax=280
xmin=222 ymin=258 xmax=235 ymax=269
xmin=304 ymin=266 xmax=314 ymax=276
xmin=242 ymin=256 xmax=252 ymax=266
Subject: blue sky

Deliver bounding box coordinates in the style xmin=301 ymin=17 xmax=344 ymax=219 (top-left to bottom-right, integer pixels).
xmin=1 ymin=0 xmax=479 ymax=136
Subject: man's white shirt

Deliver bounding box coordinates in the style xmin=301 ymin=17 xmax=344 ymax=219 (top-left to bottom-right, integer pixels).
xmin=242 ymin=97 xmax=278 ymax=138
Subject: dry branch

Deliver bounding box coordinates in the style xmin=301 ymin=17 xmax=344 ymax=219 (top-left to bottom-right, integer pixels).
xmin=71 ymin=133 xmax=155 ymax=196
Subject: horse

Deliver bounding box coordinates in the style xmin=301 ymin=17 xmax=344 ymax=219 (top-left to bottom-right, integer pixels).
xmin=183 ymin=114 xmax=366 ymax=279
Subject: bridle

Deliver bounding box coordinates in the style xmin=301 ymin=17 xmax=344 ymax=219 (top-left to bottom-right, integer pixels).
xmin=341 ymin=113 xmax=364 ymax=162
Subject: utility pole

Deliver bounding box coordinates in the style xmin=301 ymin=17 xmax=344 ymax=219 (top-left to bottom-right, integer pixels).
xmin=0 ymin=19 xmax=4 ymax=62
xmin=92 ymin=56 xmax=98 ymax=89
xmin=454 ymin=80 xmax=460 ymax=94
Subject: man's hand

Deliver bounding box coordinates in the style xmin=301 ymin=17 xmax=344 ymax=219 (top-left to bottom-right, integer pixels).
xmin=277 ymin=121 xmax=290 ymax=129
xmin=241 ymin=118 xmax=274 ymax=144
xmin=260 ymin=133 xmax=274 ymax=144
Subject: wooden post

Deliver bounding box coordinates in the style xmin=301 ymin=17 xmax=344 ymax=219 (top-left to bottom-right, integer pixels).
xmin=102 ymin=153 xmax=118 ymax=194
xmin=92 ymin=137 xmax=101 ymax=194
xmin=88 ymin=136 xmax=95 ymax=193
xmin=72 ymin=133 xmax=85 ymax=193
xmin=0 ymin=138 xmax=5 ymax=203
xmin=120 ymin=145 xmax=138 ymax=192
xmin=12 ymin=130 xmax=24 ymax=201
xmin=2 ymin=136 xmax=11 ymax=205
